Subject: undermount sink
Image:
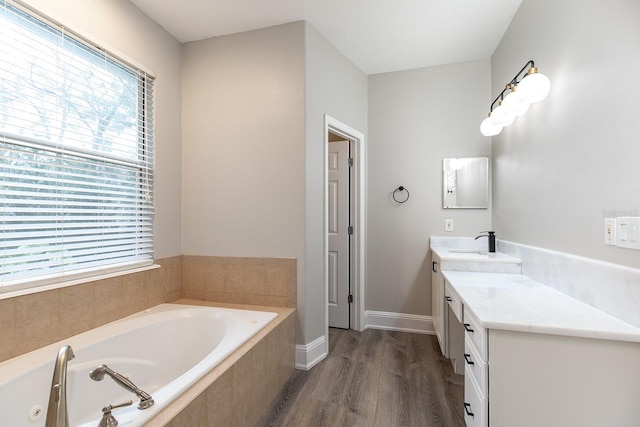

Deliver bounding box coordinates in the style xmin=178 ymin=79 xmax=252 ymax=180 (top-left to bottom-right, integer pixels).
xmin=448 ymin=249 xmax=490 ymax=255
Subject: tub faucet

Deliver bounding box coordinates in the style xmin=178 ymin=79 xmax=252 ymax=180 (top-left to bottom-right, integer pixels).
xmin=45 ymin=345 xmax=75 ymax=427
xmin=89 ymin=364 xmax=154 ymax=410
xmin=475 ymin=231 xmax=496 ymax=253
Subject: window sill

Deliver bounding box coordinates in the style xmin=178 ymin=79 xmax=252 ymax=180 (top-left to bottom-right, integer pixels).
xmin=0 ymin=263 xmax=161 ymax=301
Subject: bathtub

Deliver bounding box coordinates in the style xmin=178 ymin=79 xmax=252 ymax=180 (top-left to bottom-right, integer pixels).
xmin=0 ymin=303 xmax=277 ymax=427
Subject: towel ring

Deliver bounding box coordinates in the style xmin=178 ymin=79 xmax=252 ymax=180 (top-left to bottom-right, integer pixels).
xmin=393 ymin=186 xmax=409 ymax=204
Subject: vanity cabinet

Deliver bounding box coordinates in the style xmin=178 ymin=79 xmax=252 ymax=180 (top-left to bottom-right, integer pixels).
xmin=431 ymin=240 xmax=640 ymax=426
xmin=445 ymin=279 xmax=465 ymax=374
xmin=431 ymin=254 xmax=448 ymax=357
xmin=432 ymin=255 xmax=466 ymax=371
xmin=462 ymin=310 xmax=488 ymax=427
xmin=487 ymin=330 xmax=640 ymax=427
xmin=461 ymin=308 xmax=640 ymax=427
xmin=430 ymin=244 xmax=521 ymax=364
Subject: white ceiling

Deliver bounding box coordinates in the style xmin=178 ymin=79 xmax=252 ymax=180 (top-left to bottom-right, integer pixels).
xmin=129 ymin=0 xmax=523 ymax=75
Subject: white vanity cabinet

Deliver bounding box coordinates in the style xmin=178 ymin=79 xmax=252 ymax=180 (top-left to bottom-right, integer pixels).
xmin=431 ymin=239 xmax=640 ymax=426
xmin=431 ymin=253 xmax=448 ymax=357
xmin=447 ymin=270 xmax=640 ymax=427
xmin=462 ymin=309 xmax=640 ymax=427
xmin=444 ymin=279 xmax=465 ymax=374
xmin=487 ymin=330 xmax=640 ymax=427
xmin=432 ymin=254 xmax=467 ymax=372
xmin=462 ymin=310 xmax=488 ymax=427
xmin=430 ymin=245 xmax=520 ymax=372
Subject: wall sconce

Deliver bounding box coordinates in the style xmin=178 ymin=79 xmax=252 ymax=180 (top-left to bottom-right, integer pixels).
xmin=480 ymin=60 xmax=551 ymax=136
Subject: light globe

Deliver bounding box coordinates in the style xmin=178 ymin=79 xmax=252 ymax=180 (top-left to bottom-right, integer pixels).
xmin=490 ymin=103 xmax=516 ymax=127
xmin=502 ymin=90 xmax=530 ymax=117
xmin=516 ymin=68 xmax=550 ymax=104
xmin=480 ymin=115 xmax=502 ymax=136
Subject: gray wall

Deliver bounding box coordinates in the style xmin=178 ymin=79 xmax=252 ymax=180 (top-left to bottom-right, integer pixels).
xmin=304 ymin=24 xmax=368 ymax=342
xmin=181 ymin=23 xmax=306 ymax=336
xmin=181 ymin=23 xmax=305 ymax=260
xmin=367 ymin=61 xmax=492 ymax=315
xmin=22 ymin=0 xmax=184 ymax=258
xmin=182 ymin=22 xmax=368 ymax=347
xmin=492 ymin=0 xmax=640 ymax=269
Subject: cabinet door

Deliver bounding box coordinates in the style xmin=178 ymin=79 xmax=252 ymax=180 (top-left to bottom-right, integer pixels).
xmin=431 ymin=257 xmax=448 ymax=357
xmin=444 ymin=280 xmax=463 ymax=322
xmin=464 ymin=365 xmax=488 ymax=427
xmin=464 ymin=335 xmax=488 ymax=393
xmin=463 ymin=309 xmax=487 ymax=360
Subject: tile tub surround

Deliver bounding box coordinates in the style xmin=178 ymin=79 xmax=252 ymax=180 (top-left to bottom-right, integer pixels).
xmin=0 ymin=255 xmax=183 ymax=363
xmin=498 ymin=240 xmax=640 ymax=329
xmin=0 ymin=255 xmax=296 ymax=363
xmin=148 ymin=299 xmax=296 ymax=427
xmin=182 ymin=256 xmax=297 ymax=308
xmin=0 ymin=258 xmax=296 ymax=425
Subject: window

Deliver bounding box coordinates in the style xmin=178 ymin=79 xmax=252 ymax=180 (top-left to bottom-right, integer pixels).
xmin=0 ymin=1 xmax=154 ymax=292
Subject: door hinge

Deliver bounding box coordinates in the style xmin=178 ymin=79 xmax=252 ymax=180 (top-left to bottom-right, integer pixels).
xmin=347 ymin=226 xmax=354 ymax=235
xmin=348 ymin=157 xmax=353 ymax=167
xmin=348 ymin=294 xmax=353 ymax=304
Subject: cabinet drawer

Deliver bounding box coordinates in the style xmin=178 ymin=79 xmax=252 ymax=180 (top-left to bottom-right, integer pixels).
xmin=464 ymin=365 xmax=488 ymax=427
xmin=464 ymin=335 xmax=488 ymax=394
xmin=463 ymin=309 xmax=487 ymax=361
xmin=444 ymin=280 xmax=463 ymax=322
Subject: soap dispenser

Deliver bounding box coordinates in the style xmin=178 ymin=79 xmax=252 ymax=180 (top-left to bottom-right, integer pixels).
xmin=475 ymin=231 xmax=496 ymax=253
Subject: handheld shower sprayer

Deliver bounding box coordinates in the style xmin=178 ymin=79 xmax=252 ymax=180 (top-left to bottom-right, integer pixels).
xmin=89 ymin=364 xmax=154 ymax=410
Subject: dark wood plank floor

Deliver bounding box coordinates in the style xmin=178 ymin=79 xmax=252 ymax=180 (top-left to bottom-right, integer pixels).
xmin=257 ymin=328 xmax=465 ymax=427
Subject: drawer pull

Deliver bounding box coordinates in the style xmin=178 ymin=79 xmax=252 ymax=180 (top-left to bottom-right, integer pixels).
xmin=463 ymin=353 xmax=474 ymax=365
xmin=464 ymin=403 xmax=475 ymax=417
xmin=464 ymin=323 xmax=474 ymax=333
xmin=445 ymin=296 xmax=452 ymax=302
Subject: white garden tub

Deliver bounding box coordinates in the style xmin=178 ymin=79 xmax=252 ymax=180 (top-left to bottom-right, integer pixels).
xmin=0 ymin=303 xmax=277 ymax=426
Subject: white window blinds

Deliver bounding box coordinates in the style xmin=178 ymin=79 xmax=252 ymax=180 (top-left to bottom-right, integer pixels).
xmin=0 ymin=1 xmax=155 ymax=291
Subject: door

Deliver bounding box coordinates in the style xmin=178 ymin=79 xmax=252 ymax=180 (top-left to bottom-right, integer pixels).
xmin=328 ymin=140 xmax=350 ymax=329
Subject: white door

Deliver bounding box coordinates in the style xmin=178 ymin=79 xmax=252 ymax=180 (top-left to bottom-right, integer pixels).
xmin=328 ymin=140 xmax=350 ymax=329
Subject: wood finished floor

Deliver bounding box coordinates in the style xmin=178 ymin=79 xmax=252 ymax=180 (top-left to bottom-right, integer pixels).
xmin=257 ymin=328 xmax=465 ymax=427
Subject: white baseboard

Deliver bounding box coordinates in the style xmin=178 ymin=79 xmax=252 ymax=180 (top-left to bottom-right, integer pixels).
xmin=295 ymin=334 xmax=327 ymax=370
xmin=364 ymin=310 xmax=434 ymax=334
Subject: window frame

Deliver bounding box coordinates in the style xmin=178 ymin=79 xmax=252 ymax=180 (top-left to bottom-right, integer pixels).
xmin=0 ymin=0 xmax=156 ymax=294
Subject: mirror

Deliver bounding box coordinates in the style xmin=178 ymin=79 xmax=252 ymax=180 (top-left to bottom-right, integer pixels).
xmin=443 ymin=157 xmax=489 ymax=209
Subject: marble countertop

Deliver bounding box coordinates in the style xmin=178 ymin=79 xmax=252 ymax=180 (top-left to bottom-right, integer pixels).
xmin=442 ymin=271 xmax=640 ymax=343
xmin=432 ymin=247 xmax=521 ymax=263
xmin=431 ymin=245 xmax=522 ymax=274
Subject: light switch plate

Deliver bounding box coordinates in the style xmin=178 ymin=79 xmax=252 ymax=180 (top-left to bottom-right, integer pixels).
xmin=604 ymin=218 xmax=616 ymax=246
xmin=445 ymin=219 xmax=454 ymax=232
xmin=617 ymin=217 xmax=640 ymax=250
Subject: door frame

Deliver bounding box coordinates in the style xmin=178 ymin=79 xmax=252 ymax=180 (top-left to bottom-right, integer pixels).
xmin=324 ymin=114 xmax=365 ymax=334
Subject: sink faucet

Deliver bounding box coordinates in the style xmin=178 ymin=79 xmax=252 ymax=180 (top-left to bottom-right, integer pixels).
xmin=89 ymin=364 xmax=154 ymax=410
xmin=45 ymin=345 xmax=75 ymax=427
xmin=475 ymin=231 xmax=496 ymax=253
